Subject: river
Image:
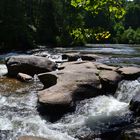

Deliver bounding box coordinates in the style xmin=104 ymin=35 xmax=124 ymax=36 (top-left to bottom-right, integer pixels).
xmin=0 ymin=44 xmax=140 ymax=140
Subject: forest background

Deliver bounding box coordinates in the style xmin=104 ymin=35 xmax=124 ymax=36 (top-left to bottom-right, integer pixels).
xmin=0 ymin=0 xmax=139 ymax=51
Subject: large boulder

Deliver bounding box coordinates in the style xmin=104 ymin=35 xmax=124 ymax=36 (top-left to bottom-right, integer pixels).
xmin=116 ymin=67 xmax=140 ymax=80
xmin=38 ymin=61 xmax=101 ymax=113
xmin=6 ymin=55 xmax=57 ymax=76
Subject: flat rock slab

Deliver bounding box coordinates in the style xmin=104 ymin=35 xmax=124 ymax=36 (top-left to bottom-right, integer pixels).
xmin=95 ymin=63 xmax=117 ymax=71
xmin=6 ymin=55 xmax=57 ymax=76
xmin=18 ymin=136 xmax=48 ymax=140
xmin=38 ymin=61 xmax=101 ymax=110
xmin=61 ymin=61 xmax=99 ymax=74
xmin=116 ymin=67 xmax=140 ymax=79
xmin=17 ymin=73 xmax=33 ymax=82
xmin=99 ymin=70 xmax=122 ymax=84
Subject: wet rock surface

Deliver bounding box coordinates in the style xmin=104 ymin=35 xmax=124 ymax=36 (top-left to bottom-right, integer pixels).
xmin=130 ymin=92 xmax=140 ymax=115
xmin=121 ymin=119 xmax=140 ymax=140
xmin=18 ymin=136 xmax=48 ymax=140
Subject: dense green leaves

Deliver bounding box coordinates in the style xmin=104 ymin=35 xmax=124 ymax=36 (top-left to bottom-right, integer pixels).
xmin=71 ymin=0 xmax=126 ymax=19
xmin=0 ymin=0 xmax=139 ymax=51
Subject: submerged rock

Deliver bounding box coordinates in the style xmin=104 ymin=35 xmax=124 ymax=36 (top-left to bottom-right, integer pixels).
xmin=6 ymin=55 xmax=57 ymax=77
xmin=121 ymin=120 xmax=140 ymax=140
xmin=130 ymin=92 xmax=140 ymax=115
xmin=18 ymin=136 xmax=48 ymax=140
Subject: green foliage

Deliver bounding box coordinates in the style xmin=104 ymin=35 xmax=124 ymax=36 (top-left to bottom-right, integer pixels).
xmin=0 ymin=0 xmax=140 ymax=51
xmin=134 ymin=28 xmax=140 ymax=44
xmin=71 ymin=0 xmax=126 ymax=19
xmin=125 ymin=2 xmax=140 ymax=29
xmin=70 ymin=28 xmax=95 ymax=45
xmin=121 ymin=27 xmax=139 ymax=44
xmin=0 ymin=0 xmax=35 ymax=50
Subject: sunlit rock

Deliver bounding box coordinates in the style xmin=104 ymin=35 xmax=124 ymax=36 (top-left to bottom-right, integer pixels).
xmin=116 ymin=67 xmax=140 ymax=79
xmin=95 ymin=63 xmax=117 ymax=71
xmin=17 ymin=73 xmax=33 ymax=82
xmin=38 ymin=61 xmax=101 ymax=112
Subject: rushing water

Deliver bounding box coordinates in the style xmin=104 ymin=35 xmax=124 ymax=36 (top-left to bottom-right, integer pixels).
xmin=0 ymin=44 xmax=140 ymax=140
xmin=0 ymin=78 xmax=137 ymax=140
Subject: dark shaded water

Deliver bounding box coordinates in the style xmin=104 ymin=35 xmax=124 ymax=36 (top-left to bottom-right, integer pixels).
xmin=0 ymin=44 xmax=140 ymax=140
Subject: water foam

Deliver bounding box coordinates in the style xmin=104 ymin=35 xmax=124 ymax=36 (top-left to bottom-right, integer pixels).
xmin=115 ymin=80 xmax=140 ymax=103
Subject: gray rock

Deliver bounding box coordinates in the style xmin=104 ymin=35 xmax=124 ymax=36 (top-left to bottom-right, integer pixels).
xmin=38 ymin=61 xmax=101 ymax=110
xmin=6 ymin=55 xmax=57 ymax=76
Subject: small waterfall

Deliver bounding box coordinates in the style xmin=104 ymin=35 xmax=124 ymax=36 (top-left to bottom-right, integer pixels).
xmin=115 ymin=80 xmax=140 ymax=103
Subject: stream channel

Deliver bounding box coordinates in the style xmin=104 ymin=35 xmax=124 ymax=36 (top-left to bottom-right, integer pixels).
xmin=0 ymin=44 xmax=140 ymax=140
